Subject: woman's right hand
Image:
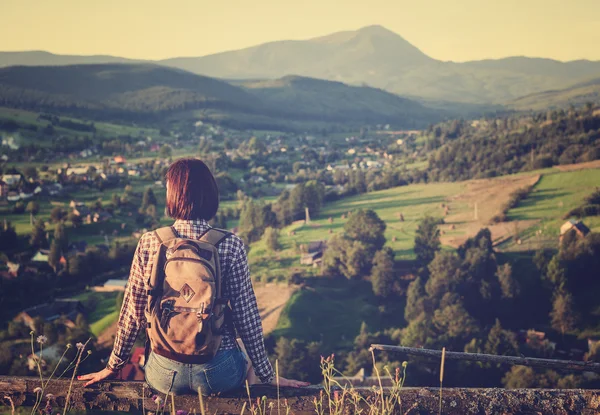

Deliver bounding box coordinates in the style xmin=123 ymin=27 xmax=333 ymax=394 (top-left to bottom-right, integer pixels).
xmin=272 ymin=376 xmax=310 ymax=388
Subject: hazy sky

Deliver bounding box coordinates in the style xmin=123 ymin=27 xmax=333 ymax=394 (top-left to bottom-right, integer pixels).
xmin=1 ymin=0 xmax=599 ymax=62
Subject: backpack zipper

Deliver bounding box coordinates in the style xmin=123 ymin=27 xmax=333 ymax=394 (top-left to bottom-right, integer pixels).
xmin=164 ymin=257 xmax=215 ymax=277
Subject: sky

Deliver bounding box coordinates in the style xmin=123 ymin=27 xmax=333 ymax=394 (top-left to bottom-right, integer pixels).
xmin=1 ymin=0 xmax=599 ymax=62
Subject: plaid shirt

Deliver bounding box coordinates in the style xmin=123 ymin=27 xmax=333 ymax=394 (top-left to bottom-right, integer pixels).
xmin=107 ymin=219 xmax=274 ymax=384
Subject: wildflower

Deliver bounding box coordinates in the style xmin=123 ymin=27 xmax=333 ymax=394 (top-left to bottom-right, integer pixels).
xmin=268 ymin=402 xmax=274 ymax=409
xmin=152 ymin=395 xmax=163 ymax=406
xmin=34 ymin=387 xmax=42 ymax=393
xmin=402 ymin=361 xmax=408 ymax=368
xmin=66 ymin=344 xmax=72 ymax=349
xmin=87 ymin=350 xmax=92 ymax=355
xmin=30 ymin=330 xmax=35 ymax=335
xmin=76 ymin=342 xmax=84 ymax=350
xmin=36 ymin=335 xmax=48 ymax=345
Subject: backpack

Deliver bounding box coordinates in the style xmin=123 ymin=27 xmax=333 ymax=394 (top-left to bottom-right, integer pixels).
xmin=145 ymin=226 xmax=231 ymax=363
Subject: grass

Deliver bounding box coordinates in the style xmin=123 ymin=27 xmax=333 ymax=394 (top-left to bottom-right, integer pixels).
xmin=272 ymin=278 xmax=405 ymax=350
xmin=504 ymin=168 xmax=600 ymax=249
xmin=73 ymin=290 xmax=119 ymax=337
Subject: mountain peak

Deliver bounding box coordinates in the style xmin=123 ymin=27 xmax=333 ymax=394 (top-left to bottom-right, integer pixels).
xmin=356 ymin=25 xmax=398 ymax=36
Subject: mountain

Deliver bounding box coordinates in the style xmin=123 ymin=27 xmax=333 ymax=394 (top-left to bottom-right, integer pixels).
xmin=509 ymin=76 xmax=600 ymax=111
xmin=3 ymin=26 xmax=600 ymax=105
xmin=240 ymin=75 xmax=435 ymax=126
xmin=0 ymin=51 xmax=136 ymax=67
xmin=161 ymin=25 xmax=434 ymax=80
xmin=0 ymin=64 xmax=438 ymax=129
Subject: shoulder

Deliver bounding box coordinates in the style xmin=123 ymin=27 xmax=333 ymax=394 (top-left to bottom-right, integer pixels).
xmin=137 ymin=230 xmax=160 ymax=253
xmin=215 ymin=231 xmax=245 ymax=259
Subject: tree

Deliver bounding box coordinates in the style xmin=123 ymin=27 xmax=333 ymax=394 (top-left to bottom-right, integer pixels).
xmin=414 ymin=216 xmax=441 ymax=266
xmin=48 ymin=240 xmax=62 ymax=273
xmin=404 ymin=277 xmax=426 ymax=322
xmin=159 ymin=144 xmax=172 ymax=159
xmin=141 ymin=187 xmax=157 ymax=211
xmin=238 ymin=199 xmax=275 ymax=244
xmin=30 ymin=218 xmax=47 ymax=249
xmin=49 ymin=206 xmax=65 ymax=223
xmin=26 ymin=201 xmax=40 ymax=225
xmin=545 ymin=256 xmax=566 ymax=287
xmin=263 ymin=227 xmax=280 ymax=252
xmin=370 ymin=248 xmax=395 ymax=298
xmin=68 ymin=211 xmax=83 ymax=228
xmin=23 ymin=166 xmax=38 ymax=180
xmin=198 ymin=137 xmax=212 ymax=156
xmin=273 ymin=337 xmax=322 ymax=382
xmin=484 ymin=319 xmax=519 ymax=356
xmin=344 ymin=209 xmax=386 ymax=252
xmin=550 ymin=288 xmax=578 ymax=336
xmin=0 ymin=221 xmax=18 ymax=251
xmin=496 ymin=263 xmax=519 ymax=298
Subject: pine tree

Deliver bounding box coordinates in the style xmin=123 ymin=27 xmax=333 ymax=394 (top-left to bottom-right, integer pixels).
xmin=550 ymin=288 xmax=578 ymax=336
xmin=141 ymin=187 xmax=157 ymax=211
xmin=497 ymin=263 xmax=519 ymax=298
xmin=370 ymin=248 xmax=395 ymax=298
xmin=414 ymin=216 xmax=441 ymax=266
xmin=30 ymin=218 xmax=47 ymax=249
xmin=263 ymin=227 xmax=281 ymax=252
xmin=48 ymin=240 xmax=62 ymax=273
xmin=26 ymin=201 xmax=40 ymax=226
xmin=405 ymin=277 xmax=426 ymax=322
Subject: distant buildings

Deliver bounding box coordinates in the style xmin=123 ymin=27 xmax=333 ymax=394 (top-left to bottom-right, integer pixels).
xmin=14 ymin=299 xmax=85 ymax=330
xmin=300 ymin=241 xmax=327 ymax=267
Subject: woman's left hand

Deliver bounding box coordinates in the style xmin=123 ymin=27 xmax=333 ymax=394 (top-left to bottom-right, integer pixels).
xmin=78 ymin=368 xmax=118 ymax=387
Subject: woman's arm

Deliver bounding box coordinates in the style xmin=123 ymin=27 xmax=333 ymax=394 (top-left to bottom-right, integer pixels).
xmin=227 ymin=237 xmax=275 ymax=384
xmin=79 ymin=236 xmax=150 ymax=386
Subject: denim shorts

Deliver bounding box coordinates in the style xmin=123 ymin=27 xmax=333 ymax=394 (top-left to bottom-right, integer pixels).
xmin=145 ymin=348 xmax=248 ymax=396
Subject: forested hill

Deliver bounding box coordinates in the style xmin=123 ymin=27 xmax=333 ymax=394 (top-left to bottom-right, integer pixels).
xmin=510 ymin=76 xmax=600 ymax=111
xmin=0 ymin=64 xmax=440 ymax=129
xmin=425 ymin=105 xmax=600 ymax=181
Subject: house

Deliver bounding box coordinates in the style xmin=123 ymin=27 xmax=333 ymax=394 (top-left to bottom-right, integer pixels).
xmin=2 ymin=174 xmax=21 ymax=187
xmin=13 ymin=299 xmax=85 ymax=330
xmin=113 ymin=155 xmax=127 ymax=164
xmin=560 ymin=220 xmax=590 ymax=242
xmin=31 ymin=249 xmax=50 ymax=263
xmin=300 ymin=241 xmax=327 ymax=267
xmin=127 ymin=169 xmax=141 ymax=177
xmin=6 ymin=191 xmax=20 ymax=202
xmin=94 ymin=279 xmax=128 ymax=292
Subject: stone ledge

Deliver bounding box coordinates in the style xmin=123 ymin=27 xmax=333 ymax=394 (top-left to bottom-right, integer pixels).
xmin=1 ymin=376 xmax=600 ymax=414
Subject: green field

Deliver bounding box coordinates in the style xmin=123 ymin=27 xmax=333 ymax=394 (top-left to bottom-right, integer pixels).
xmin=271 ymin=278 xmax=405 ymax=350
xmin=249 ymin=181 xmax=468 ymax=281
xmin=505 ymin=168 xmax=600 ymax=249
xmin=73 ymin=291 xmax=120 ymax=337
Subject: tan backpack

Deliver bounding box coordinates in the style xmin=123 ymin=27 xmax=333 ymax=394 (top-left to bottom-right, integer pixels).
xmin=145 ymin=226 xmax=231 ymax=363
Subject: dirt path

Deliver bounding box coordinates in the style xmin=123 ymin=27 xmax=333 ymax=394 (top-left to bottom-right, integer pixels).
xmin=441 ymin=174 xmax=541 ymax=248
xmin=253 ymin=283 xmax=296 ymax=334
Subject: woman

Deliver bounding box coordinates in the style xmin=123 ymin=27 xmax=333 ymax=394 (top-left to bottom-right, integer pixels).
xmin=79 ymin=158 xmax=308 ymax=394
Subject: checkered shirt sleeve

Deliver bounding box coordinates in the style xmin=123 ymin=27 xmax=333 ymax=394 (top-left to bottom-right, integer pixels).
xmin=107 ymin=220 xmax=274 ymax=384
xmin=222 ymin=235 xmax=274 ymax=384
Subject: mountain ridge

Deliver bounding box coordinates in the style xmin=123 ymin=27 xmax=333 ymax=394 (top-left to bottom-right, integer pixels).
xmin=0 ymin=63 xmax=439 ymax=129
xmin=1 ymin=26 xmax=600 ymax=104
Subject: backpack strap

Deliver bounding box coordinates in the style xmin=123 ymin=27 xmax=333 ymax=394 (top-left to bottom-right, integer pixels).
xmin=154 ymin=226 xmax=178 ymax=245
xmin=199 ymin=228 xmax=231 ymax=247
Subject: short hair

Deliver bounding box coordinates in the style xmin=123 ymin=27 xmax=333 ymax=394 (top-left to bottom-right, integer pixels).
xmin=165 ymin=158 xmax=219 ymax=221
